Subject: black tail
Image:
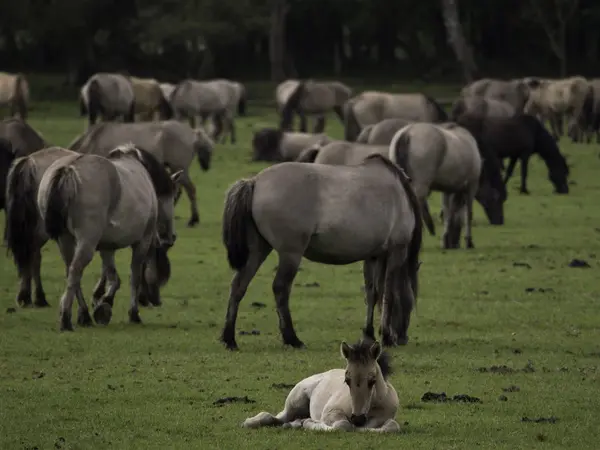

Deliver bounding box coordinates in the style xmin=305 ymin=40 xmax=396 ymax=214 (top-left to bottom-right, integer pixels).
xmin=423 ymin=93 xmax=448 ymax=122
xmin=403 ymin=175 xmax=423 ymax=305
xmin=280 ymin=81 xmax=305 ymax=131
xmin=158 ymin=91 xmax=173 ymax=120
xmin=88 ymin=79 xmax=103 ymax=125
xmin=4 ymin=157 xmax=39 ymax=274
xmin=238 ymin=85 xmax=247 ymax=116
xmin=222 ymin=178 xmax=258 ymax=270
xmin=343 ymin=99 xmax=362 ymax=141
xmin=13 ymin=74 xmax=28 ymax=121
xmin=43 ymin=165 xmax=77 ymax=240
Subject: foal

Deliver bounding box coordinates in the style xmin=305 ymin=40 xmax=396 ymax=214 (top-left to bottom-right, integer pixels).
xmin=242 ymin=338 xmax=400 ymax=433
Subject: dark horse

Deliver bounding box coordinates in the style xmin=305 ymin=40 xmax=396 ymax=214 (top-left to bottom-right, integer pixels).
xmin=455 ymin=113 xmax=570 ymax=194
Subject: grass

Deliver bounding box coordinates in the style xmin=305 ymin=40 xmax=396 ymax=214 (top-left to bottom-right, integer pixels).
xmin=1 ymin=94 xmax=600 ymax=450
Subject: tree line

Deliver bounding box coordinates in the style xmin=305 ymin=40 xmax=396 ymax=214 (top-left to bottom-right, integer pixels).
xmin=0 ymin=0 xmax=597 ymax=85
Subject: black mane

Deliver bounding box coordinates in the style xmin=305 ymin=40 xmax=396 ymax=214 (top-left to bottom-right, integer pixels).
xmin=346 ymin=338 xmax=393 ymax=380
xmin=252 ymin=127 xmax=284 ymax=161
xmin=109 ymin=145 xmax=175 ymax=196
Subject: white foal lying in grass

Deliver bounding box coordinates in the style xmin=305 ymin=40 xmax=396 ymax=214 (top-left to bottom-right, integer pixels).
xmin=242 ymin=338 xmax=401 ymax=432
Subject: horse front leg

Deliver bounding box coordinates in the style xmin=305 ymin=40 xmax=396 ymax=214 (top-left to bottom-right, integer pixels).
xmin=380 ymin=248 xmax=408 ymax=347
xmin=464 ymin=191 xmax=476 ymax=249
xmin=362 ymin=258 xmax=377 ymax=340
xmin=519 ymin=155 xmax=531 ymax=194
xmin=15 ymin=262 xmax=33 ymax=307
xmin=32 ymin=248 xmax=49 ymax=307
xmin=128 ymin=243 xmax=149 ymax=324
xmin=179 ymin=172 xmax=200 ymax=227
xmin=273 ymin=253 xmax=305 ymax=348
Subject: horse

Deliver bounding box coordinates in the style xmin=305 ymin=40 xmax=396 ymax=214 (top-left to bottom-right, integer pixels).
xmin=79 ymin=72 xmax=136 ymax=128
xmin=0 ymin=118 xmax=47 ymax=157
xmin=450 ymin=96 xmax=516 ymax=121
xmin=169 ymin=79 xmax=228 ymax=140
xmin=242 ymin=338 xmax=400 ymax=433
xmin=221 ymin=154 xmax=422 ymax=350
xmin=129 ymin=76 xmax=173 ymax=121
xmin=455 ymin=113 xmax=570 ymax=195
xmin=68 ymin=120 xmax=213 ymax=227
xmin=295 ymin=140 xmax=387 ymax=164
xmin=159 ymin=83 xmax=176 ymax=103
xmin=251 ymin=127 xmax=333 ymax=162
xmin=36 ymin=144 xmax=182 ymax=331
xmin=279 ymin=79 xmax=353 ymax=133
xmin=343 ymin=91 xmax=448 ymax=142
xmin=523 ymin=76 xmax=594 ymax=142
xmin=460 ymin=78 xmax=530 ymax=113
xmin=0 ymin=72 xmax=29 ymax=120
xmin=199 ymin=79 xmax=248 ymax=144
xmin=588 ymin=78 xmax=600 ymax=143
xmin=355 ymin=118 xmax=414 ymax=145
xmin=389 ymin=122 xmax=505 ymax=248
xmin=4 ymin=146 xmax=174 ymax=309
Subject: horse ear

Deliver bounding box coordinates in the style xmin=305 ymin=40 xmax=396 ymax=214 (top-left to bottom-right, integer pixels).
xmin=369 ymin=341 xmax=382 ymax=360
xmin=340 ymin=341 xmax=351 ymax=360
xmin=170 ymin=170 xmax=184 ymax=184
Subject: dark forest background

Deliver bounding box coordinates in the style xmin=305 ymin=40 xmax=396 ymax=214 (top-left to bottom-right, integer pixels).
xmin=0 ymin=0 xmax=596 ymax=88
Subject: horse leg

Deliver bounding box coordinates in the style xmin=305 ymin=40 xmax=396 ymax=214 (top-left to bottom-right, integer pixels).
xmin=180 ymin=172 xmax=200 ymax=227
xmin=441 ymin=193 xmax=452 ymax=250
xmin=414 ymin=184 xmax=435 ymax=235
xmin=380 ymin=247 xmax=408 ymax=347
xmin=503 ymin=157 xmax=519 ymax=185
xmin=519 ymin=155 xmax=531 ymax=194
xmin=362 ymin=258 xmax=377 ymax=340
xmin=15 ymin=263 xmax=33 ymax=308
xmin=221 ymin=234 xmax=272 ymax=350
xmin=313 ymin=116 xmax=326 ymax=133
xmin=464 ymin=192 xmax=476 ymax=249
xmin=128 ymin=243 xmax=151 ymax=324
xmin=92 ymin=253 xmax=120 ymax=325
xmin=32 ymin=248 xmax=49 ymax=307
xmin=243 ymin=382 xmax=311 ymax=428
xmin=273 ymin=253 xmax=305 ymax=348
xmin=450 ymin=193 xmax=466 ymax=249
xmin=57 ymin=236 xmax=94 ymax=331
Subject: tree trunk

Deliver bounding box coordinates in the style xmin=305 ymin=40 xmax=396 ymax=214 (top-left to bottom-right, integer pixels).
xmin=440 ymin=0 xmax=478 ymax=82
xmin=269 ymin=0 xmax=289 ymax=82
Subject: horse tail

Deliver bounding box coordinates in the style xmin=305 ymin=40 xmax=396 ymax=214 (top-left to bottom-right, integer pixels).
xmin=296 ymin=147 xmax=320 ymax=163
xmin=4 ymin=157 xmax=39 ymax=274
xmin=13 ymin=73 xmax=28 ymax=120
xmin=280 ymin=81 xmax=305 ymax=130
xmin=423 ymin=93 xmax=448 ymax=122
xmin=391 ymin=131 xmax=411 ymax=174
xmin=88 ymin=78 xmax=103 ymax=123
xmin=237 ymin=84 xmax=247 ymax=116
xmin=403 ymin=174 xmax=423 ymax=305
xmin=222 ymin=178 xmax=257 ymax=270
xmin=43 ymin=165 xmax=79 ymax=240
xmin=343 ymin=99 xmax=362 ymax=141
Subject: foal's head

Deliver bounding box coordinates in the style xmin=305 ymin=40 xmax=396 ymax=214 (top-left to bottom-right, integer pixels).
xmin=341 ymin=339 xmax=391 ymax=427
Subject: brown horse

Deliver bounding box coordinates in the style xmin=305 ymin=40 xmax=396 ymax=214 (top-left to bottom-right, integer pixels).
xmin=0 ymin=72 xmax=29 ymax=120
xmin=129 ymin=76 xmax=172 ymax=121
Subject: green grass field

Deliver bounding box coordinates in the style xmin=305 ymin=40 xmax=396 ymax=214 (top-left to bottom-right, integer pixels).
xmin=1 ymin=95 xmax=600 ymax=450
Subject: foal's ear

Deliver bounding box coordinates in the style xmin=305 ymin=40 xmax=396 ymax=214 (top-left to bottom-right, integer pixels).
xmin=170 ymin=170 xmax=184 ymax=184
xmin=340 ymin=341 xmax=351 ymax=360
xmin=369 ymin=341 xmax=382 ymax=360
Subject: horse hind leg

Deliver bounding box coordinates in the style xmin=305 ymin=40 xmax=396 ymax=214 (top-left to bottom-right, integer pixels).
xmin=381 ymin=247 xmax=408 ymax=347
xmin=92 ymin=251 xmax=120 ymax=326
xmin=15 ymin=263 xmax=33 ymax=308
xmin=179 ymin=171 xmax=200 ymax=227
xmin=362 ymin=258 xmax=378 ymax=340
xmin=128 ymin=242 xmax=151 ymax=324
xmin=221 ymin=233 xmax=272 ymax=350
xmin=32 ymin=248 xmax=49 ymax=307
xmin=273 ymin=252 xmax=305 ymax=348
xmin=313 ymin=116 xmax=326 ymax=133
xmin=243 ymin=382 xmax=311 ymax=429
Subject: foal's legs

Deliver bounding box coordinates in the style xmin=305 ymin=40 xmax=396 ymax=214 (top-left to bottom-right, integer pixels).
xmin=242 ymin=382 xmax=311 ymax=428
xmin=57 ymin=235 xmax=94 ymax=331
xmin=179 ymin=171 xmax=200 ymax=227
xmin=273 ymin=252 xmax=305 ymax=348
xmin=221 ymin=233 xmax=272 ymax=350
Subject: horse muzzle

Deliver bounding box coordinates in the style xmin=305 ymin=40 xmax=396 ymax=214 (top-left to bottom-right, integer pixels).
xmin=350 ymin=414 xmax=367 ymax=427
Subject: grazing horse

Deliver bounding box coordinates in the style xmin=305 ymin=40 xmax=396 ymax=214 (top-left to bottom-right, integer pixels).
xmin=251 ymin=127 xmax=332 ymax=162
xmin=279 ymin=79 xmax=352 ymax=133
xmin=455 ymin=113 xmax=570 ymax=195
xmin=460 ymin=78 xmax=530 ymax=113
xmin=79 ymin=72 xmax=136 ymax=128
xmin=37 ymin=144 xmax=181 ymax=331
xmin=4 ymin=147 xmax=173 ymax=310
xmin=389 ymin=123 xmax=505 ymax=248
xmin=221 ymin=154 xmax=422 ymax=350
xmin=450 ymin=96 xmax=516 ymax=121
xmin=169 ymin=79 xmax=227 ymax=140
xmin=355 ymin=118 xmax=414 ymax=145
xmin=344 ymin=91 xmax=448 ymax=142
xmin=242 ymin=338 xmax=400 ymax=433
xmin=0 ymin=118 xmax=47 ymax=157
xmin=0 ymin=72 xmax=29 ymax=120
xmin=209 ymin=79 xmax=247 ymax=144
xmin=68 ymin=120 xmax=213 ymax=227
xmin=129 ymin=76 xmax=172 ymax=121
xmin=523 ymin=76 xmax=594 ymax=143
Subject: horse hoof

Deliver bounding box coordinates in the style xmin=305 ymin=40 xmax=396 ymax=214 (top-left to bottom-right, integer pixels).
xmin=465 ymin=238 xmax=475 ymax=249
xmin=397 ymin=336 xmax=409 ymax=345
xmin=187 ymin=217 xmax=200 ymax=227
xmin=60 ymin=316 xmax=74 ymax=332
xmin=362 ymin=327 xmax=376 ymax=341
xmin=128 ymin=309 xmax=142 ymax=324
xmin=519 ymin=189 xmax=530 ymax=195
xmin=17 ymin=292 xmax=33 ymax=308
xmin=285 ymin=339 xmax=306 ymax=349
xmin=93 ymin=303 xmax=113 ymax=326
xmin=77 ymin=309 xmax=94 ymax=327
xmin=34 ymin=297 xmax=50 ymax=308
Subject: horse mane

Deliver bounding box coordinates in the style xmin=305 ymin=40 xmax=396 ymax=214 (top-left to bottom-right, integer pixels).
xmin=363 ymin=153 xmax=411 ymax=184
xmin=345 ymin=338 xmax=392 ymax=380
xmin=108 ymin=143 xmax=175 ymax=196
xmin=422 ymin=93 xmax=449 ymax=122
